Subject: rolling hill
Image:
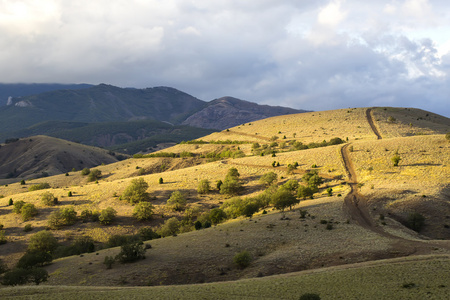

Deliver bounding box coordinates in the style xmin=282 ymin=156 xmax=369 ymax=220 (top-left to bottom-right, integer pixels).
xmin=0 ymin=107 xmax=449 ymax=298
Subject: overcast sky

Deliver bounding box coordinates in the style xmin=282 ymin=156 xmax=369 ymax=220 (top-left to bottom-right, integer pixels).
xmin=1 ymin=0 xmax=450 ymax=116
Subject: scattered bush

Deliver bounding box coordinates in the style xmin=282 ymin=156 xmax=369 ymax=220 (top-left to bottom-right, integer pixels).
xmin=21 ymin=203 xmax=38 ymax=221
xmin=197 ymin=179 xmax=211 ymax=194
xmin=41 ymin=192 xmax=58 ymax=206
xmin=157 ymin=217 xmax=180 ymax=237
xmin=115 ymin=241 xmax=146 ymax=263
xmin=233 ymin=250 xmax=252 ymax=269
xmin=81 ymin=168 xmax=90 ymax=175
xmin=107 ymin=234 xmax=140 ymax=248
xmin=282 ymin=179 xmax=299 ymax=192
xmin=20 ymin=180 xmax=26 ymax=185
xmin=166 ymin=191 xmax=187 ymax=211
xmin=48 ymin=207 xmax=77 ymax=229
xmin=208 ymin=208 xmax=227 ymax=225
xmin=28 ymin=183 xmax=50 ymax=191
xmin=259 ymin=172 xmax=278 ymax=187
xmin=28 ymin=231 xmax=58 ymax=254
xmin=133 ymin=202 xmax=154 ymax=221
xmin=99 ymin=207 xmax=117 ymax=225
xmin=159 ymin=177 xmax=164 ymax=184
xmin=121 ymin=178 xmax=150 ymax=204
xmin=8 ymin=198 xmax=13 ymax=206
xmin=326 ymin=187 xmax=333 ymax=196
xmin=0 ymin=230 xmax=6 ymax=245
xmin=12 ymin=200 xmax=26 ymax=214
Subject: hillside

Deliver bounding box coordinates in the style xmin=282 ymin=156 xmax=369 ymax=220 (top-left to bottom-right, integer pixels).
xmin=0 ymin=107 xmax=449 ymax=297
xmin=0 ymin=136 xmax=120 ymax=184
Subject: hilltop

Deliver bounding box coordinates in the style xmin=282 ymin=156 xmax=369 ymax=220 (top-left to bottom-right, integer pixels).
xmin=0 ymin=107 xmax=449 ymax=298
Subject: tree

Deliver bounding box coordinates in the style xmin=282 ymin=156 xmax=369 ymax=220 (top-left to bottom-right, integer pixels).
xmin=133 ymin=202 xmax=154 ymax=221
xmin=87 ymin=169 xmax=102 ymax=182
xmin=216 ymin=180 xmax=223 ymax=190
xmin=208 ymin=208 xmax=227 ymax=225
xmin=392 ymin=154 xmax=401 ymax=167
xmin=282 ymin=179 xmax=299 ymax=192
xmin=81 ymin=168 xmax=90 ymax=175
xmin=41 ymin=191 xmax=58 ymax=206
xmin=157 ymin=217 xmax=180 ymax=237
xmin=122 ymin=178 xmax=150 ymax=204
xmin=1 ymin=267 xmax=48 ymax=286
xmin=99 ymin=207 xmax=117 ymax=225
xmin=233 ymin=250 xmax=252 ymax=269
xmin=115 ymin=241 xmax=146 ymax=263
xmin=159 ymin=177 xmax=164 ymax=184
xmin=28 ymin=231 xmax=58 ymax=254
xmin=13 ymin=200 xmax=26 ymax=214
xmin=197 ymin=179 xmax=210 ymax=194
xmin=259 ymin=172 xmax=277 ymax=187
xmin=21 ymin=203 xmax=38 ymax=221
xmin=226 ymin=167 xmax=240 ymax=179
xmin=271 ymin=187 xmax=299 ymax=211
xmin=16 ymin=251 xmax=52 ymax=269
xmin=166 ymin=191 xmax=187 ymax=211
xmin=297 ymin=185 xmax=314 ymax=199
xmin=327 ymin=187 xmax=333 ymax=196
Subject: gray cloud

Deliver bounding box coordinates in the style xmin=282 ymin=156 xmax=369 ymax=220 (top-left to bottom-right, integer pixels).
xmin=0 ymin=0 xmax=449 ymax=117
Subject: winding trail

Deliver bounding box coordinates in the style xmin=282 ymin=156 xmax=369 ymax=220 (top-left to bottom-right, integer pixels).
xmin=366 ymin=108 xmax=382 ymax=139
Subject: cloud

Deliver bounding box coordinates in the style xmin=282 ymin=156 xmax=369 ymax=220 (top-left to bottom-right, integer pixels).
xmin=0 ymin=0 xmax=449 ymax=117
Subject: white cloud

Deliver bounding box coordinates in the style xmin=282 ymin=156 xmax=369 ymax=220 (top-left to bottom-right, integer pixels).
xmin=318 ymin=0 xmax=347 ymax=27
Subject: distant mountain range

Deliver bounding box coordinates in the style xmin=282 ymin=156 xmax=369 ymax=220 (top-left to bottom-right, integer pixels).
xmin=0 ymin=84 xmax=307 ymax=153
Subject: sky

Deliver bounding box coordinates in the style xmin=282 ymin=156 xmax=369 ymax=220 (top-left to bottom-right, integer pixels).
xmin=1 ymin=0 xmax=450 ymax=117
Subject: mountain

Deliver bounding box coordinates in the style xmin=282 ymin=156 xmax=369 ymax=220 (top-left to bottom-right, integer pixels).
xmin=0 ymin=135 xmax=120 ymax=183
xmin=0 ymin=83 xmax=92 ymax=106
xmin=182 ymin=96 xmax=307 ymax=130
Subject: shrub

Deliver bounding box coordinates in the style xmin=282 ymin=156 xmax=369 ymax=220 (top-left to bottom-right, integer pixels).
xmin=407 ymin=212 xmax=425 ymax=232
xmin=216 ymin=180 xmax=223 ymax=190
xmin=41 ymin=192 xmax=58 ymax=206
xmin=87 ymin=169 xmax=102 ymax=182
xmin=122 ymin=178 xmax=150 ymax=204
xmin=392 ymin=154 xmax=401 ymax=167
xmin=0 ymin=230 xmax=6 ymax=245
xmin=80 ymin=209 xmax=93 ymax=222
xmin=21 ymin=203 xmax=38 ymax=221
xmin=107 ymin=234 xmax=140 ymax=248
xmin=137 ymin=227 xmax=160 ymax=241
xmin=220 ymin=177 xmax=242 ymax=196
xmin=13 ymin=200 xmax=26 ymax=214
xmin=157 ymin=217 xmax=180 ymax=237
xmin=8 ymin=198 xmax=13 ymax=206
xmin=116 ymin=241 xmax=146 ymax=263
xmin=104 ymin=256 xmax=115 ymax=269
xmin=28 ymin=183 xmax=50 ymax=191
xmin=197 ymin=179 xmax=211 ymax=194
xmin=446 ymin=132 xmax=450 ymax=141
xmin=24 ymin=224 xmax=33 ymax=232
xmin=133 ymin=202 xmax=154 ymax=221
xmin=159 ymin=177 xmax=163 ymax=184
xmin=68 ymin=191 xmax=72 ymax=197
xmin=208 ymin=208 xmax=227 ymax=225
xmin=81 ymin=168 xmax=90 ymax=175
xmin=2 ymin=267 xmax=49 ymax=286
xmin=259 ymin=172 xmax=277 ymax=187
xmin=99 ymin=207 xmax=117 ymax=225
xmin=282 ymin=179 xmax=299 ymax=192
xmin=233 ymin=250 xmax=252 ymax=269
xmin=299 ymin=293 xmax=321 ymax=300
xmin=28 ymin=231 xmax=58 ymax=253
xmin=16 ymin=251 xmax=52 ymax=269
xmin=20 ymin=179 xmax=26 ymax=185
xmin=0 ymin=259 xmax=7 ymax=274
xmin=166 ymin=191 xmax=187 ymax=211
xmin=271 ymin=187 xmax=298 ymax=211
xmin=326 ymin=187 xmax=333 ymax=196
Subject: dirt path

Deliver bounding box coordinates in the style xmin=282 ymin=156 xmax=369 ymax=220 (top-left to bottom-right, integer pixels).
xmin=366 ymin=108 xmax=382 ymax=139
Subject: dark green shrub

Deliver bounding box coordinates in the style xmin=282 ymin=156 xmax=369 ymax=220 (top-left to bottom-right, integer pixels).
xmin=299 ymin=293 xmax=321 ymax=300
xmin=392 ymin=154 xmax=401 ymax=167
xmin=16 ymin=251 xmax=52 ymax=269
xmin=197 ymin=179 xmax=210 ymax=194
xmin=299 ymin=210 xmax=308 ymax=218
xmin=133 ymin=202 xmax=154 ymax=221
xmin=107 ymin=235 xmax=139 ymax=248
xmin=208 ymin=208 xmax=227 ymax=224
xmin=80 ymin=209 xmax=93 ymax=222
xmin=220 ymin=177 xmax=242 ymax=196
xmin=41 ymin=191 xmax=58 ymax=206
xmin=2 ymin=267 xmax=48 ymax=286
xmin=99 ymin=207 xmax=117 ymax=225
xmin=166 ymin=191 xmax=187 ymax=211
xmin=137 ymin=227 xmax=160 ymax=241
xmin=24 ymin=224 xmax=33 ymax=232
xmin=233 ymin=250 xmax=252 ymax=269
xmin=326 ymin=187 xmax=333 ymax=196
xmin=21 ymin=203 xmax=38 ymax=221
xmin=242 ymin=202 xmax=260 ymax=217
xmin=283 ymin=179 xmax=299 ymax=191
xmin=0 ymin=230 xmax=6 ymax=245
xmin=87 ymin=169 xmax=102 ymax=182
xmin=0 ymin=259 xmax=7 ymax=274
xmin=297 ymin=185 xmax=314 ymax=199
xmin=20 ymin=179 xmax=26 ymax=185
xmin=216 ymin=180 xmax=223 ymax=190
xmin=259 ymin=172 xmax=277 ymax=187
xmin=122 ymin=178 xmax=150 ymax=204
xmin=68 ymin=191 xmax=72 ymax=197
xmin=157 ymin=217 xmax=180 ymax=237
xmin=271 ymin=188 xmax=298 ymax=211
xmin=407 ymin=212 xmax=425 ymax=232
xmin=81 ymin=168 xmax=90 ymax=175
xmin=28 ymin=231 xmax=58 ymax=254
xmin=159 ymin=177 xmax=163 ymax=184
xmin=115 ymin=241 xmax=146 ymax=263
xmin=13 ymin=200 xmax=26 ymax=214
xmin=28 ymin=183 xmax=50 ymax=191
xmin=8 ymin=198 xmax=13 ymax=206
xmin=194 ymin=220 xmax=202 ymax=230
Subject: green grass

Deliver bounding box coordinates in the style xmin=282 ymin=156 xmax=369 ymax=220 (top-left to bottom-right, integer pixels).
xmin=0 ymin=255 xmax=448 ymax=299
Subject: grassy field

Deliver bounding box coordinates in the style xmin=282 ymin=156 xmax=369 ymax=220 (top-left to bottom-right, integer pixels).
xmin=1 ymin=255 xmax=449 ymax=299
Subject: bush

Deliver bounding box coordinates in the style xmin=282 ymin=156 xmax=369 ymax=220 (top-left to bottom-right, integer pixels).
xmin=446 ymin=132 xmax=450 ymax=141
xmin=16 ymin=251 xmax=52 ymax=269
xmin=81 ymin=168 xmax=90 ymax=175
xmin=47 ymin=207 xmax=77 ymax=229
xmin=259 ymin=172 xmax=278 ymax=187
xmin=407 ymin=212 xmax=425 ymax=232
xmin=282 ymin=179 xmax=299 ymax=191
xmin=159 ymin=177 xmax=164 ymax=184
xmin=20 ymin=179 xmax=26 ymax=185
xmin=115 ymin=241 xmax=146 ymax=263
xmin=28 ymin=183 xmax=50 ymax=191
xmin=122 ymin=178 xmax=150 ymax=204
xmin=133 ymin=202 xmax=154 ymax=221
xmin=21 ymin=203 xmax=38 ymax=221
xmin=299 ymin=293 xmax=321 ymax=300
xmin=197 ymin=179 xmax=211 ymax=194
xmin=0 ymin=259 xmax=7 ymax=274
xmin=0 ymin=230 xmax=6 ymax=245
xmin=157 ymin=217 xmax=180 ymax=237
xmin=13 ymin=200 xmax=26 ymax=214
xmin=392 ymin=154 xmax=401 ymax=167
xmin=137 ymin=227 xmax=160 ymax=241
xmin=24 ymin=224 xmax=33 ymax=232
xmin=208 ymin=208 xmax=227 ymax=225
xmin=220 ymin=177 xmax=242 ymax=196
xmin=2 ymin=267 xmax=48 ymax=286
xmin=28 ymin=231 xmax=58 ymax=254
xmin=99 ymin=207 xmax=117 ymax=225
xmin=107 ymin=234 xmax=140 ymax=248
xmin=271 ymin=187 xmax=298 ymax=211
xmin=233 ymin=250 xmax=252 ymax=269
xmin=104 ymin=256 xmax=115 ymax=269
xmin=216 ymin=180 xmax=223 ymax=190
xmin=8 ymin=198 xmax=13 ymax=206
xmin=41 ymin=192 xmax=58 ymax=206
xmin=326 ymin=187 xmax=333 ymax=196
xmin=87 ymin=169 xmax=102 ymax=182
xmin=166 ymin=191 xmax=187 ymax=211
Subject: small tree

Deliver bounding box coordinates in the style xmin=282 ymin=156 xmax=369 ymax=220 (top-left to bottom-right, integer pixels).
xmin=271 ymin=188 xmax=298 ymax=211
xmin=13 ymin=200 xmax=26 ymax=214
xmin=0 ymin=230 xmax=7 ymax=245
xmin=259 ymin=172 xmax=277 ymax=187
xmin=122 ymin=178 xmax=150 ymax=204
xmin=282 ymin=179 xmax=299 ymax=192
xmin=41 ymin=192 xmax=58 ymax=206
xmin=197 ymin=179 xmax=210 ymax=194
xmin=8 ymin=198 xmax=13 ymax=206
xmin=326 ymin=187 xmax=333 ymax=196
xmin=392 ymin=154 xmax=401 ymax=167
xmin=233 ymin=250 xmax=252 ymax=269
xmin=166 ymin=191 xmax=187 ymax=211
xmin=87 ymin=169 xmax=102 ymax=182
xmin=16 ymin=251 xmax=52 ymax=269
xmin=21 ymin=203 xmax=38 ymax=221
xmin=157 ymin=217 xmax=180 ymax=237
xmin=297 ymin=185 xmax=314 ymax=199
xmin=208 ymin=208 xmax=227 ymax=225
xmin=20 ymin=179 xmax=26 ymax=185
xmin=216 ymin=180 xmax=223 ymax=190
xmin=159 ymin=177 xmax=164 ymax=184
xmin=81 ymin=168 xmax=90 ymax=175
xmin=115 ymin=241 xmax=146 ymax=263
xmin=99 ymin=207 xmax=117 ymax=225
xmin=133 ymin=202 xmax=154 ymax=221
xmin=28 ymin=231 xmax=58 ymax=254
xmin=103 ymin=256 xmax=115 ymax=269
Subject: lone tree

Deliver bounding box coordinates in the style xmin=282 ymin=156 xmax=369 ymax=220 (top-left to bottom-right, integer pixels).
xmin=122 ymin=178 xmax=150 ymax=204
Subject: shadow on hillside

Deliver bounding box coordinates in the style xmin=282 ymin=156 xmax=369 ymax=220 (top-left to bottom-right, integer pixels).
xmin=403 ymin=163 xmax=442 ymax=167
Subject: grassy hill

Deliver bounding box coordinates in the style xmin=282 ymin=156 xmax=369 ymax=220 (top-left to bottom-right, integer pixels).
xmin=0 ymin=107 xmax=449 ymax=298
